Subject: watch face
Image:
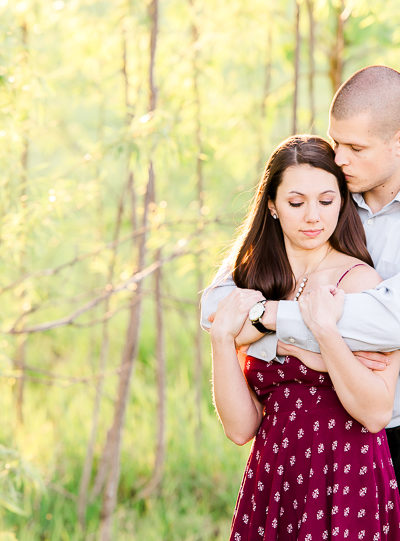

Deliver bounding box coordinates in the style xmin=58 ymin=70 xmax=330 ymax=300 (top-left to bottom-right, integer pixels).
xmin=249 ymin=302 xmax=265 ymax=322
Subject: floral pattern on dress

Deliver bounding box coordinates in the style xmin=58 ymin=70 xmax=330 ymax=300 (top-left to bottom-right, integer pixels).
xmin=229 ymin=356 xmax=400 ymax=540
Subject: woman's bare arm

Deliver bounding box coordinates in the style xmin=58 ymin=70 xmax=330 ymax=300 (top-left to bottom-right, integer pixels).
xmin=210 ymin=290 xmax=264 ymax=445
xmin=299 ymin=264 xmax=400 ymax=432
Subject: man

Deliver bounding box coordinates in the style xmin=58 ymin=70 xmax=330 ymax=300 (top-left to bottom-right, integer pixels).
xmin=201 ymin=65 xmax=400 ymax=483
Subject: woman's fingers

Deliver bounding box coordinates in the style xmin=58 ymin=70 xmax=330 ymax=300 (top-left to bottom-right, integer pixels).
xmin=212 ymin=288 xmax=265 ymax=338
xmin=354 ymin=351 xmax=391 ymax=371
xmin=299 ymin=285 xmax=345 ymax=323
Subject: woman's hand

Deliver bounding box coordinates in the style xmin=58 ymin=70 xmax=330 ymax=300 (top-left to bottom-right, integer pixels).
xmin=298 ymin=285 xmax=345 ymax=338
xmin=210 ymin=288 xmax=264 ymax=341
xmin=277 ymin=340 xmax=328 ymax=372
xmin=354 ymin=351 xmax=392 ymax=371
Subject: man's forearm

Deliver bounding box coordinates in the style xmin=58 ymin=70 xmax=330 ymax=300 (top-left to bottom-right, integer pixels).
xmin=202 ymin=269 xmax=400 ymax=360
xmin=200 ymin=269 xmax=279 ymax=362
xmin=277 ymin=275 xmax=400 ymax=352
xmin=200 ymin=262 xmax=236 ymax=331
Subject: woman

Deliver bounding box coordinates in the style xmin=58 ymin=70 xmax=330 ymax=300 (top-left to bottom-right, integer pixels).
xmin=210 ymin=135 xmax=400 ymax=539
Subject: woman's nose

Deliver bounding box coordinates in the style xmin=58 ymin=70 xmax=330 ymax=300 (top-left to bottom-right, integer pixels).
xmin=305 ymin=204 xmax=320 ymax=222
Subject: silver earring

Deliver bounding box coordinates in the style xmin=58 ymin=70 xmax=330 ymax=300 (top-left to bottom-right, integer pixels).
xmin=272 ymin=213 xmax=278 ymax=220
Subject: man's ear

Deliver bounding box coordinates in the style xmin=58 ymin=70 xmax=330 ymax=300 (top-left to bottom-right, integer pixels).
xmin=392 ymin=129 xmax=400 ymax=157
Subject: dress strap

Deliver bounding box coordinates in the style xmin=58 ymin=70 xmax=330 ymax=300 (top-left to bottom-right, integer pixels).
xmin=336 ymin=263 xmax=367 ymax=287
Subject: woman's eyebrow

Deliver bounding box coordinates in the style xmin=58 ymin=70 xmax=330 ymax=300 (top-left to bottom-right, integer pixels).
xmin=288 ymin=190 xmax=337 ymax=195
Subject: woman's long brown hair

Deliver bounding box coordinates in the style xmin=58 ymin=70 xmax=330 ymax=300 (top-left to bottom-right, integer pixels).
xmin=232 ymin=135 xmax=373 ymax=300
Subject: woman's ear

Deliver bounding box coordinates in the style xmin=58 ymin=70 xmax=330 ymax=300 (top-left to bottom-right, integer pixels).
xmin=268 ymin=200 xmax=277 ymax=219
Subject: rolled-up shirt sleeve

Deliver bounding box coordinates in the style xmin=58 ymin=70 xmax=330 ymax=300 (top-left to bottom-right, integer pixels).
xmin=200 ymin=265 xmax=278 ymax=362
xmin=200 ymin=263 xmax=236 ymax=331
xmin=201 ymin=268 xmax=400 ymax=359
xmin=277 ymin=273 xmax=400 ymax=352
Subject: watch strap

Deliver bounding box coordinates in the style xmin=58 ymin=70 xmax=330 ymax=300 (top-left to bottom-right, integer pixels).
xmin=252 ymin=320 xmax=270 ymax=333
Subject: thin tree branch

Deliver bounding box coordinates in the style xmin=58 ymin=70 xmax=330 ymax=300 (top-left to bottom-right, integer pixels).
xmin=0 ymin=216 xmax=232 ymax=297
xmin=5 ymin=243 xmax=197 ymax=335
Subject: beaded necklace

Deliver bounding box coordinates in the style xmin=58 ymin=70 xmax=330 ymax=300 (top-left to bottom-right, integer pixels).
xmin=294 ymin=276 xmax=308 ymax=301
xmin=293 ymin=247 xmax=332 ymax=302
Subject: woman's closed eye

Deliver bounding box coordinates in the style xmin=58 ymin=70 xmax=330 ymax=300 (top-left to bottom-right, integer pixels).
xmin=288 ymin=200 xmax=333 ymax=207
xmin=288 ymin=202 xmax=303 ymax=207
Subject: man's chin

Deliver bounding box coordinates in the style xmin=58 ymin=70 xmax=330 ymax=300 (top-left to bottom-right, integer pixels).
xmin=345 ymin=178 xmax=361 ymax=193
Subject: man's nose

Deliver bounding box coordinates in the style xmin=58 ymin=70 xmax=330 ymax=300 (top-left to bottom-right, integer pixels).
xmin=334 ymin=146 xmax=349 ymax=167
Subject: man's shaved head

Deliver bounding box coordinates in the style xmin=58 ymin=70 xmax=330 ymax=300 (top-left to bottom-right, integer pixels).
xmin=330 ymin=65 xmax=400 ymax=139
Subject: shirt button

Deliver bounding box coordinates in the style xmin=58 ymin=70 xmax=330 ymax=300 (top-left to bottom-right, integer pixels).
xmin=367 ymin=218 xmax=373 ymax=225
xmin=289 ymin=337 xmax=295 ymax=343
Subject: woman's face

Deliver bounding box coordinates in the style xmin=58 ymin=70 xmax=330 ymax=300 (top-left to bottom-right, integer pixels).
xmin=268 ymin=164 xmax=342 ymax=253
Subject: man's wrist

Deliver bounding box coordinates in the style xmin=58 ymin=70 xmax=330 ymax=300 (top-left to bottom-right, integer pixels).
xmin=260 ymin=300 xmax=278 ymax=331
xmin=311 ymin=323 xmax=339 ymax=342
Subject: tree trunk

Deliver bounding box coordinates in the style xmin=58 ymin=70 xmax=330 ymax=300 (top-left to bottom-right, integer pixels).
xmin=14 ymin=20 xmax=30 ymax=426
xmin=292 ymin=0 xmax=301 ymax=134
xmin=14 ymin=336 xmax=27 ymax=424
xmin=78 ymin=11 xmax=142 ymax=525
xmin=98 ymin=166 xmax=154 ymax=541
xmin=98 ymin=2 xmax=158 ymax=538
xmin=306 ymin=0 xmax=315 ymax=130
xmin=136 ymin=248 xmax=166 ymax=499
xmin=77 ymin=177 xmax=128 ymax=528
xmin=189 ymin=0 xmax=205 ymax=441
xmin=257 ymin=25 xmax=272 ymax=173
xmin=328 ymin=0 xmax=350 ymax=94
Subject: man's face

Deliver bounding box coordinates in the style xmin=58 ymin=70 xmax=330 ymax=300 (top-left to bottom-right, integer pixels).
xmin=328 ymin=112 xmax=400 ymax=194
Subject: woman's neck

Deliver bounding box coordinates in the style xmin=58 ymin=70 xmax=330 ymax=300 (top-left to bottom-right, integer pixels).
xmin=285 ymin=243 xmax=333 ymax=280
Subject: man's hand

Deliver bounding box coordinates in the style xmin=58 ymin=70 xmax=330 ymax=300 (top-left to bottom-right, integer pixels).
xmin=354 ymin=351 xmax=392 ymax=371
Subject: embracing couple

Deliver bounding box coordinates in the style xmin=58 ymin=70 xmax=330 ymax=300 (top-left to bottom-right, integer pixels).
xmin=201 ymin=65 xmax=400 ymax=540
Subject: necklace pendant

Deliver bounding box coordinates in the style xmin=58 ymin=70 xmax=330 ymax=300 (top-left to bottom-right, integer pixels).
xmin=293 ymin=248 xmax=331 ymax=302
xmin=295 ymin=276 xmax=308 ymax=301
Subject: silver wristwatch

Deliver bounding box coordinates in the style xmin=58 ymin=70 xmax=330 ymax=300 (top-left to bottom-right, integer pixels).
xmin=249 ymin=299 xmax=273 ymax=334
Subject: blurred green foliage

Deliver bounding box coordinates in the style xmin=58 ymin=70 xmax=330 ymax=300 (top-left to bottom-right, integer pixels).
xmin=0 ymin=0 xmax=399 ymax=538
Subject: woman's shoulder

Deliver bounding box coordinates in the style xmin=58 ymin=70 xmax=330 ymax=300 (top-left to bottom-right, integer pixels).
xmin=334 ymin=256 xmax=381 ymax=293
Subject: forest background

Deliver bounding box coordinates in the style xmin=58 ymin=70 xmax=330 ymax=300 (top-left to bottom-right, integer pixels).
xmin=0 ymin=0 xmax=399 ymax=540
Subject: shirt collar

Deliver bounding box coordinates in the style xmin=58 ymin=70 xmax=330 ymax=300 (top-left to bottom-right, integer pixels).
xmin=352 ymin=190 xmax=400 ymax=212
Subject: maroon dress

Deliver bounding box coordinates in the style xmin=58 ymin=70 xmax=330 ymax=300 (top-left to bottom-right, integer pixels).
xmin=230 ymin=355 xmax=400 ymax=540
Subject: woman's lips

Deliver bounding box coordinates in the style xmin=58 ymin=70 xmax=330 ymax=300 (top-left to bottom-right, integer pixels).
xmin=301 ymin=230 xmax=322 ymax=238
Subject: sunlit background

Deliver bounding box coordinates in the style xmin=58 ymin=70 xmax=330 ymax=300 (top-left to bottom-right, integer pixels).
xmin=1 ymin=0 xmax=400 ymax=539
